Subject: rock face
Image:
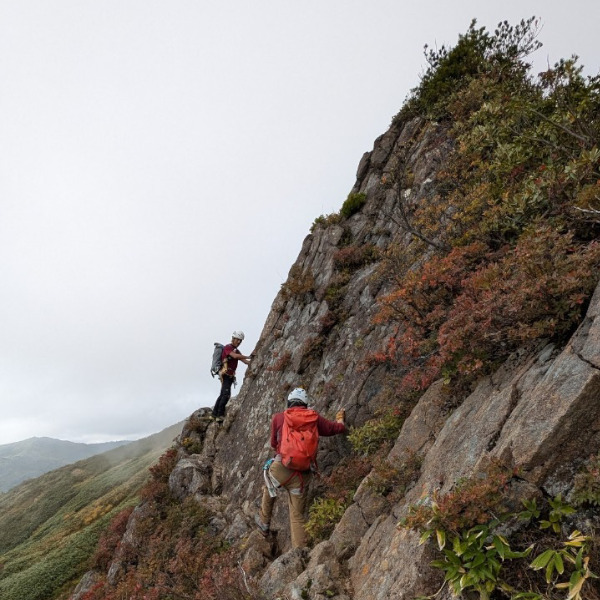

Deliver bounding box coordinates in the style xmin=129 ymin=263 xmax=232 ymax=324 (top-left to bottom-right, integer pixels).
xmin=75 ymin=114 xmax=600 ymax=599
xmin=343 ymin=286 xmax=600 ymax=600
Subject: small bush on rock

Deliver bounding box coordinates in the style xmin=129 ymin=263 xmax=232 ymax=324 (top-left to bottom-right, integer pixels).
xmin=348 ymin=410 xmax=404 ymax=457
xmin=305 ymin=498 xmax=347 ymax=543
xmin=340 ymin=192 xmax=367 ymax=219
xmin=572 ymin=453 xmax=600 ymax=507
xmin=366 ymin=451 xmax=422 ymax=502
xmin=281 ymin=265 xmax=315 ymax=301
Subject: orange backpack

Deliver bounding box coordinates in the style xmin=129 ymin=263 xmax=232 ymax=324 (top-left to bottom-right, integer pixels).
xmin=279 ymin=407 xmax=319 ymax=471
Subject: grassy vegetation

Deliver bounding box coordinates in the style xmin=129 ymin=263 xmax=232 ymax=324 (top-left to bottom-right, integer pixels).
xmin=373 ymin=17 xmax=600 ymax=401
xmin=307 ymin=17 xmax=600 ymax=553
xmin=77 ymin=448 xmax=261 ymax=600
xmin=310 ymin=192 xmax=368 ymax=232
xmin=401 ymin=462 xmax=600 ymax=600
xmin=0 ymin=423 xmax=181 ymax=600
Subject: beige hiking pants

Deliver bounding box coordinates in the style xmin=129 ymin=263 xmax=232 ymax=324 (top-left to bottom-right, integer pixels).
xmin=260 ymin=460 xmax=311 ymax=549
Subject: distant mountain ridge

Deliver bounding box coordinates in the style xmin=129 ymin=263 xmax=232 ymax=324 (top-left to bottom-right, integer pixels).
xmin=0 ymin=421 xmax=183 ymax=599
xmin=0 ymin=436 xmax=130 ymax=492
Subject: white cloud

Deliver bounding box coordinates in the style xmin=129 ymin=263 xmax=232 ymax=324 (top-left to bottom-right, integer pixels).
xmin=0 ymin=0 xmax=598 ymax=444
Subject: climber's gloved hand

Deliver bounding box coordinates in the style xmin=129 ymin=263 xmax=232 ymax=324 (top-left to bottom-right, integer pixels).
xmin=335 ymin=409 xmax=345 ymax=424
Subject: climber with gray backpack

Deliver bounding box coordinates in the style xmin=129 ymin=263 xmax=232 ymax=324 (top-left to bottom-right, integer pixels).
xmin=211 ymin=331 xmax=253 ymax=422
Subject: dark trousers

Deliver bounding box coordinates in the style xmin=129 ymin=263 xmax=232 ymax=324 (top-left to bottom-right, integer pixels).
xmin=212 ymin=374 xmax=234 ymax=417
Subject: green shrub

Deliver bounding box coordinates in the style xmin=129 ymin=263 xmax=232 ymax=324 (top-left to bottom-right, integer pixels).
xmin=305 ymin=457 xmax=372 ymax=545
xmin=348 ymin=411 xmax=404 ymax=456
xmin=340 ymin=192 xmax=367 ymax=219
xmin=305 ymin=497 xmax=347 ymax=543
xmin=310 ymin=212 xmax=342 ymax=232
xmin=324 ymin=276 xmax=350 ymax=311
xmin=416 ymin=20 xmax=491 ymax=117
xmin=181 ymin=436 xmax=203 ymax=454
xmin=571 ymin=454 xmax=600 ymax=507
xmin=428 ymin=519 xmax=531 ymax=599
xmin=412 ymin=18 xmax=542 ymax=118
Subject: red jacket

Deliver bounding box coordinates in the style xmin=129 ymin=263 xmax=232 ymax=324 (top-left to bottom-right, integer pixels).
xmin=270 ymin=409 xmax=346 ymax=453
xmin=221 ymin=343 xmax=238 ymax=377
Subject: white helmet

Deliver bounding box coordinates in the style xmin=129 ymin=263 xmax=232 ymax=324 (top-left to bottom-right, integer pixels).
xmin=287 ymin=387 xmax=308 ymax=406
xmin=232 ymin=330 xmax=245 ymax=341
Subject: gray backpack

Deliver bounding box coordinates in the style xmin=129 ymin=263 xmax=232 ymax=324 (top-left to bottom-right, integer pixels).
xmin=210 ymin=343 xmax=224 ymax=378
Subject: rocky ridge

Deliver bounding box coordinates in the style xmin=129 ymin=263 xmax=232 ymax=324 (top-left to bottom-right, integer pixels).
xmin=73 ymin=112 xmax=600 ymax=600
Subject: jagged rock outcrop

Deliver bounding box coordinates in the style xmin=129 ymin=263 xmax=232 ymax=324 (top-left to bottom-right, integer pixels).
xmin=254 ymin=281 xmax=600 ymax=599
xmin=72 ymin=112 xmax=600 ymax=600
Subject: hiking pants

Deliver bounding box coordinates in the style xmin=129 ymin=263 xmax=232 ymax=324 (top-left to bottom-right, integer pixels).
xmin=260 ymin=460 xmax=311 ymax=549
xmin=212 ymin=374 xmax=234 ymax=418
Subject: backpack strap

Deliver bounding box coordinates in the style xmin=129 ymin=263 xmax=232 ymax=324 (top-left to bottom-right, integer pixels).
xmin=279 ymin=469 xmax=305 ymax=493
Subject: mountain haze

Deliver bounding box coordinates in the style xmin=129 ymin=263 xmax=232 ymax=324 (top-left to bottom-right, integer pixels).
xmin=0 ymin=437 xmax=130 ymax=492
xmin=0 ymin=422 xmax=182 ymax=600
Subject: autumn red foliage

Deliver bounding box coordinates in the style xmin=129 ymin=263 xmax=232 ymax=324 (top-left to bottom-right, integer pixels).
xmin=92 ymin=506 xmax=134 ymax=571
xmin=80 ymin=448 xmax=260 ymax=600
xmin=370 ymin=31 xmax=600 ymax=401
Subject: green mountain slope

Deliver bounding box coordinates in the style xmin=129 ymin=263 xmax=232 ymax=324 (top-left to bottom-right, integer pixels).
xmin=0 ymin=437 xmax=130 ymax=492
xmin=0 ymin=422 xmax=182 ymax=600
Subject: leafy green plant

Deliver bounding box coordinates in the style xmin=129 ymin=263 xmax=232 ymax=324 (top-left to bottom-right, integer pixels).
xmin=539 ymin=494 xmax=576 ymax=533
xmin=529 ymin=531 xmax=597 ymax=599
xmin=404 ymin=480 xmax=599 ymax=600
xmin=305 ymin=497 xmax=347 ymax=543
xmin=518 ymin=497 xmax=541 ymax=521
xmin=426 ymin=519 xmax=531 ymax=600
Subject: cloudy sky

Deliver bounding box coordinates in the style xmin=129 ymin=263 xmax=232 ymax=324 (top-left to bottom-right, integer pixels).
xmin=0 ymin=1 xmax=598 ymax=445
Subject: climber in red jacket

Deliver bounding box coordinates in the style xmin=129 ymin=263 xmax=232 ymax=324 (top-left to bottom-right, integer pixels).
xmin=255 ymin=387 xmax=346 ymax=548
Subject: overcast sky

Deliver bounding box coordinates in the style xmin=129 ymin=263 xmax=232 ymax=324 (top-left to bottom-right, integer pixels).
xmin=0 ymin=1 xmax=598 ymax=445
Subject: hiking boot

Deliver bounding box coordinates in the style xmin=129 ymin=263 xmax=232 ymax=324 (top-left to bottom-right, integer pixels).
xmin=254 ymin=514 xmax=269 ymax=537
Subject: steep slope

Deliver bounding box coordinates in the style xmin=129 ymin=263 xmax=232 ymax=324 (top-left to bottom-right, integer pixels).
xmin=0 ymin=422 xmax=182 ymax=600
xmin=71 ymin=20 xmax=600 ymax=600
xmin=0 ymin=437 xmax=130 ymax=492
